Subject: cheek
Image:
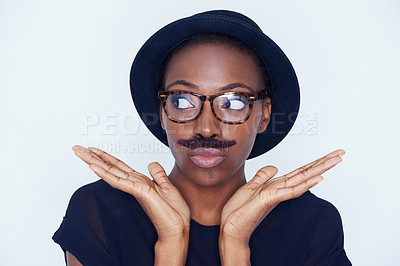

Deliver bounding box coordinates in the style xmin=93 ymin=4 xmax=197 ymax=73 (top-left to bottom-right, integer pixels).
xmin=163 ymin=121 xmax=194 ymax=142
xmin=161 ymin=107 xmax=194 ymax=138
xmin=223 ymin=107 xmax=263 ymax=159
xmin=226 ymin=105 xmax=263 ymax=136
xmin=162 ymin=119 xmax=193 ymax=160
xmin=224 ymin=126 xmax=257 ymax=163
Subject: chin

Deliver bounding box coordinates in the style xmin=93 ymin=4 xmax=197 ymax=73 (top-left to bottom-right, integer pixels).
xmin=186 ymin=169 xmax=230 ymax=187
xmin=180 ymin=159 xmax=234 ymax=187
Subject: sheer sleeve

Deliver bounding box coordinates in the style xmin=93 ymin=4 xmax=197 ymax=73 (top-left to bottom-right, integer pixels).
xmin=53 ymin=182 xmax=113 ymax=266
xmin=303 ymin=200 xmax=351 ymax=266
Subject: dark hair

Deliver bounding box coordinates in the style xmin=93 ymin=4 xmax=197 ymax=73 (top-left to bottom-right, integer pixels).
xmin=157 ymin=32 xmax=273 ymax=99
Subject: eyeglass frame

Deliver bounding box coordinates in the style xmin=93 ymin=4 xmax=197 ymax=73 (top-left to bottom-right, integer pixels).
xmin=158 ymin=89 xmax=268 ymax=125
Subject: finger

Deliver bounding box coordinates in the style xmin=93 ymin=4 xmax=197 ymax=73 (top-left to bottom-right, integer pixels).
xmin=72 ymin=144 xmax=86 ymax=151
xmin=285 ymin=149 xmax=344 ymax=178
xmin=89 ymin=163 xmax=138 ymax=195
xmin=74 ymin=149 xmax=133 ymax=181
xmin=148 ymin=162 xmax=170 ymax=187
xmin=275 ymin=175 xmax=323 ymax=202
xmin=87 ymin=146 xmax=136 ymax=174
xmin=284 ymin=149 xmax=345 ymax=178
xmin=250 ymin=166 xmax=279 ymax=186
xmin=74 ymin=149 xmax=104 ymax=165
xmin=285 ymin=156 xmax=342 ymax=187
xmin=73 ymin=145 xmax=103 ymax=161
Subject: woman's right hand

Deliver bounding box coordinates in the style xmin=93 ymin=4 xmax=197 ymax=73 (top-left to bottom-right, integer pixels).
xmin=72 ymin=145 xmax=191 ymax=243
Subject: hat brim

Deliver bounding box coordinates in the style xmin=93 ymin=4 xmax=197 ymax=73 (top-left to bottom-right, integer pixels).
xmin=130 ymin=10 xmax=300 ymax=159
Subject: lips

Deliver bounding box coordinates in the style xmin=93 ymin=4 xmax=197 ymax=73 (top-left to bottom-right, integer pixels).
xmin=188 ymin=148 xmax=226 ymax=168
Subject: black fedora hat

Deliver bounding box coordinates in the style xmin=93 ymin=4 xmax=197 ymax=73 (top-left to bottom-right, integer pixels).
xmin=129 ymin=9 xmax=300 ymax=159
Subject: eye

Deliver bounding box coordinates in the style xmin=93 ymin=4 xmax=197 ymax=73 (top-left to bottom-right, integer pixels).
xmin=171 ymin=95 xmax=195 ymax=109
xmin=221 ymin=96 xmax=247 ymax=111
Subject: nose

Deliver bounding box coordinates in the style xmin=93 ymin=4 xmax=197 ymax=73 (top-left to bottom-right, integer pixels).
xmin=192 ymin=101 xmax=221 ymax=138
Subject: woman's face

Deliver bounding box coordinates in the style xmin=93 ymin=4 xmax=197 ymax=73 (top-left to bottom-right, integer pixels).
xmin=160 ymin=42 xmax=271 ymax=187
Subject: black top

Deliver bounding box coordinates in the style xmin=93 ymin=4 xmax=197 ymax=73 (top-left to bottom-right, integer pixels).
xmin=53 ymin=179 xmax=351 ymax=265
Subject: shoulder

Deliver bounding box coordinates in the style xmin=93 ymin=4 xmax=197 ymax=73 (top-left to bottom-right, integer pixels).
xmin=69 ymin=178 xmax=117 ymax=200
xmin=65 ymin=179 xmax=111 ymax=214
xmin=265 ymin=190 xmax=346 ymax=249
xmin=278 ymin=190 xmax=345 ymax=240
xmin=65 ymin=179 xmax=141 ymax=219
xmin=54 ymin=180 xmax=155 ymax=266
xmin=68 ymin=179 xmax=132 ymax=204
xmin=53 ymin=180 xmax=122 ymax=265
xmin=281 ymin=190 xmax=343 ymax=224
xmin=256 ymin=190 xmax=345 ymax=239
xmin=250 ymin=191 xmax=350 ymax=264
xmin=281 ymin=191 xmax=349 ymax=264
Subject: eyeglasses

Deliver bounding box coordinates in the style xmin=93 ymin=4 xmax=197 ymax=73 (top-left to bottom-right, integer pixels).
xmin=158 ymin=89 xmax=267 ymax=124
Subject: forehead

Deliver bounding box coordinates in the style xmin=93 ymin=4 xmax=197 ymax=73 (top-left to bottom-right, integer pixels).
xmin=164 ymin=42 xmax=264 ymax=94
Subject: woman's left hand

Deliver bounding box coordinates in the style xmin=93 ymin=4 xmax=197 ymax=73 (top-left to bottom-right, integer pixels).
xmin=220 ymin=149 xmax=345 ymax=244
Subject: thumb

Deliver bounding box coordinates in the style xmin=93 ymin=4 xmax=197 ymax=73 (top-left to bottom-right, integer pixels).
xmin=148 ymin=162 xmax=170 ymax=186
xmin=250 ymin=165 xmax=279 ymax=186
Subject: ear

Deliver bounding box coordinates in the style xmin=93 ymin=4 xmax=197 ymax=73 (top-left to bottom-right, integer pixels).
xmin=257 ymin=97 xmax=271 ymax=133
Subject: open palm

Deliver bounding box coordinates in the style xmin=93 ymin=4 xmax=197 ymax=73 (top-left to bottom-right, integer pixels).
xmin=72 ymin=145 xmax=190 ymax=241
xmin=220 ymin=149 xmax=345 ymax=242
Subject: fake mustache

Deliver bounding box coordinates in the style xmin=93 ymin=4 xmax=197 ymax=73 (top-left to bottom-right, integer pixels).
xmin=177 ymin=137 xmax=236 ymax=149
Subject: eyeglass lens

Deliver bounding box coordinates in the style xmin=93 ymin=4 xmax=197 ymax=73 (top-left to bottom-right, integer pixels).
xmin=165 ymin=92 xmax=250 ymax=123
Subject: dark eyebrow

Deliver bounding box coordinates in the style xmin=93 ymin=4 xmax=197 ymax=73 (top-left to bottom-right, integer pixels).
xmin=220 ymin=83 xmax=254 ymax=92
xmin=165 ymin=80 xmax=254 ymax=93
xmin=165 ymin=80 xmax=199 ymax=90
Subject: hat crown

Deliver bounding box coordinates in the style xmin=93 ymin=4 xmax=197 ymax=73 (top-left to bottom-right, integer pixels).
xmin=191 ymin=9 xmax=262 ymax=32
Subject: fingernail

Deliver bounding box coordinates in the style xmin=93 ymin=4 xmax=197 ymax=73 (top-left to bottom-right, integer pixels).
xmin=338 ymin=150 xmax=346 ymax=157
xmin=317 ymin=177 xmax=324 ymax=184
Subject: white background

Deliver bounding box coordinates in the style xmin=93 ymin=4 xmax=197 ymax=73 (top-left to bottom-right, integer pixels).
xmin=1 ymin=0 xmax=399 ymax=265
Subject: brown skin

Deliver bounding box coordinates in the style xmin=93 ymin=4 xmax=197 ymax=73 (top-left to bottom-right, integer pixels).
xmin=66 ymin=252 xmax=82 ymax=266
xmin=67 ymin=43 xmax=345 ymax=265
xmin=160 ymin=43 xmax=271 ymax=226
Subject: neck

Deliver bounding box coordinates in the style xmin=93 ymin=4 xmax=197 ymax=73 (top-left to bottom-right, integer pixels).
xmin=168 ymin=162 xmax=246 ymax=226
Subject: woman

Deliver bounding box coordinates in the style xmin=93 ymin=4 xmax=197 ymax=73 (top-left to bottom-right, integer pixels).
xmin=53 ymin=10 xmax=351 ymax=265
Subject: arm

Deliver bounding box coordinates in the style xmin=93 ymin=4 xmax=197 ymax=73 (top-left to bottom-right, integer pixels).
xmin=155 ymin=236 xmax=189 ymax=265
xmin=66 ymin=251 xmax=83 ymax=266
xmin=219 ymin=149 xmax=345 ymax=265
xmin=73 ymin=145 xmax=191 ymax=265
xmin=219 ymin=235 xmax=250 ymax=266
